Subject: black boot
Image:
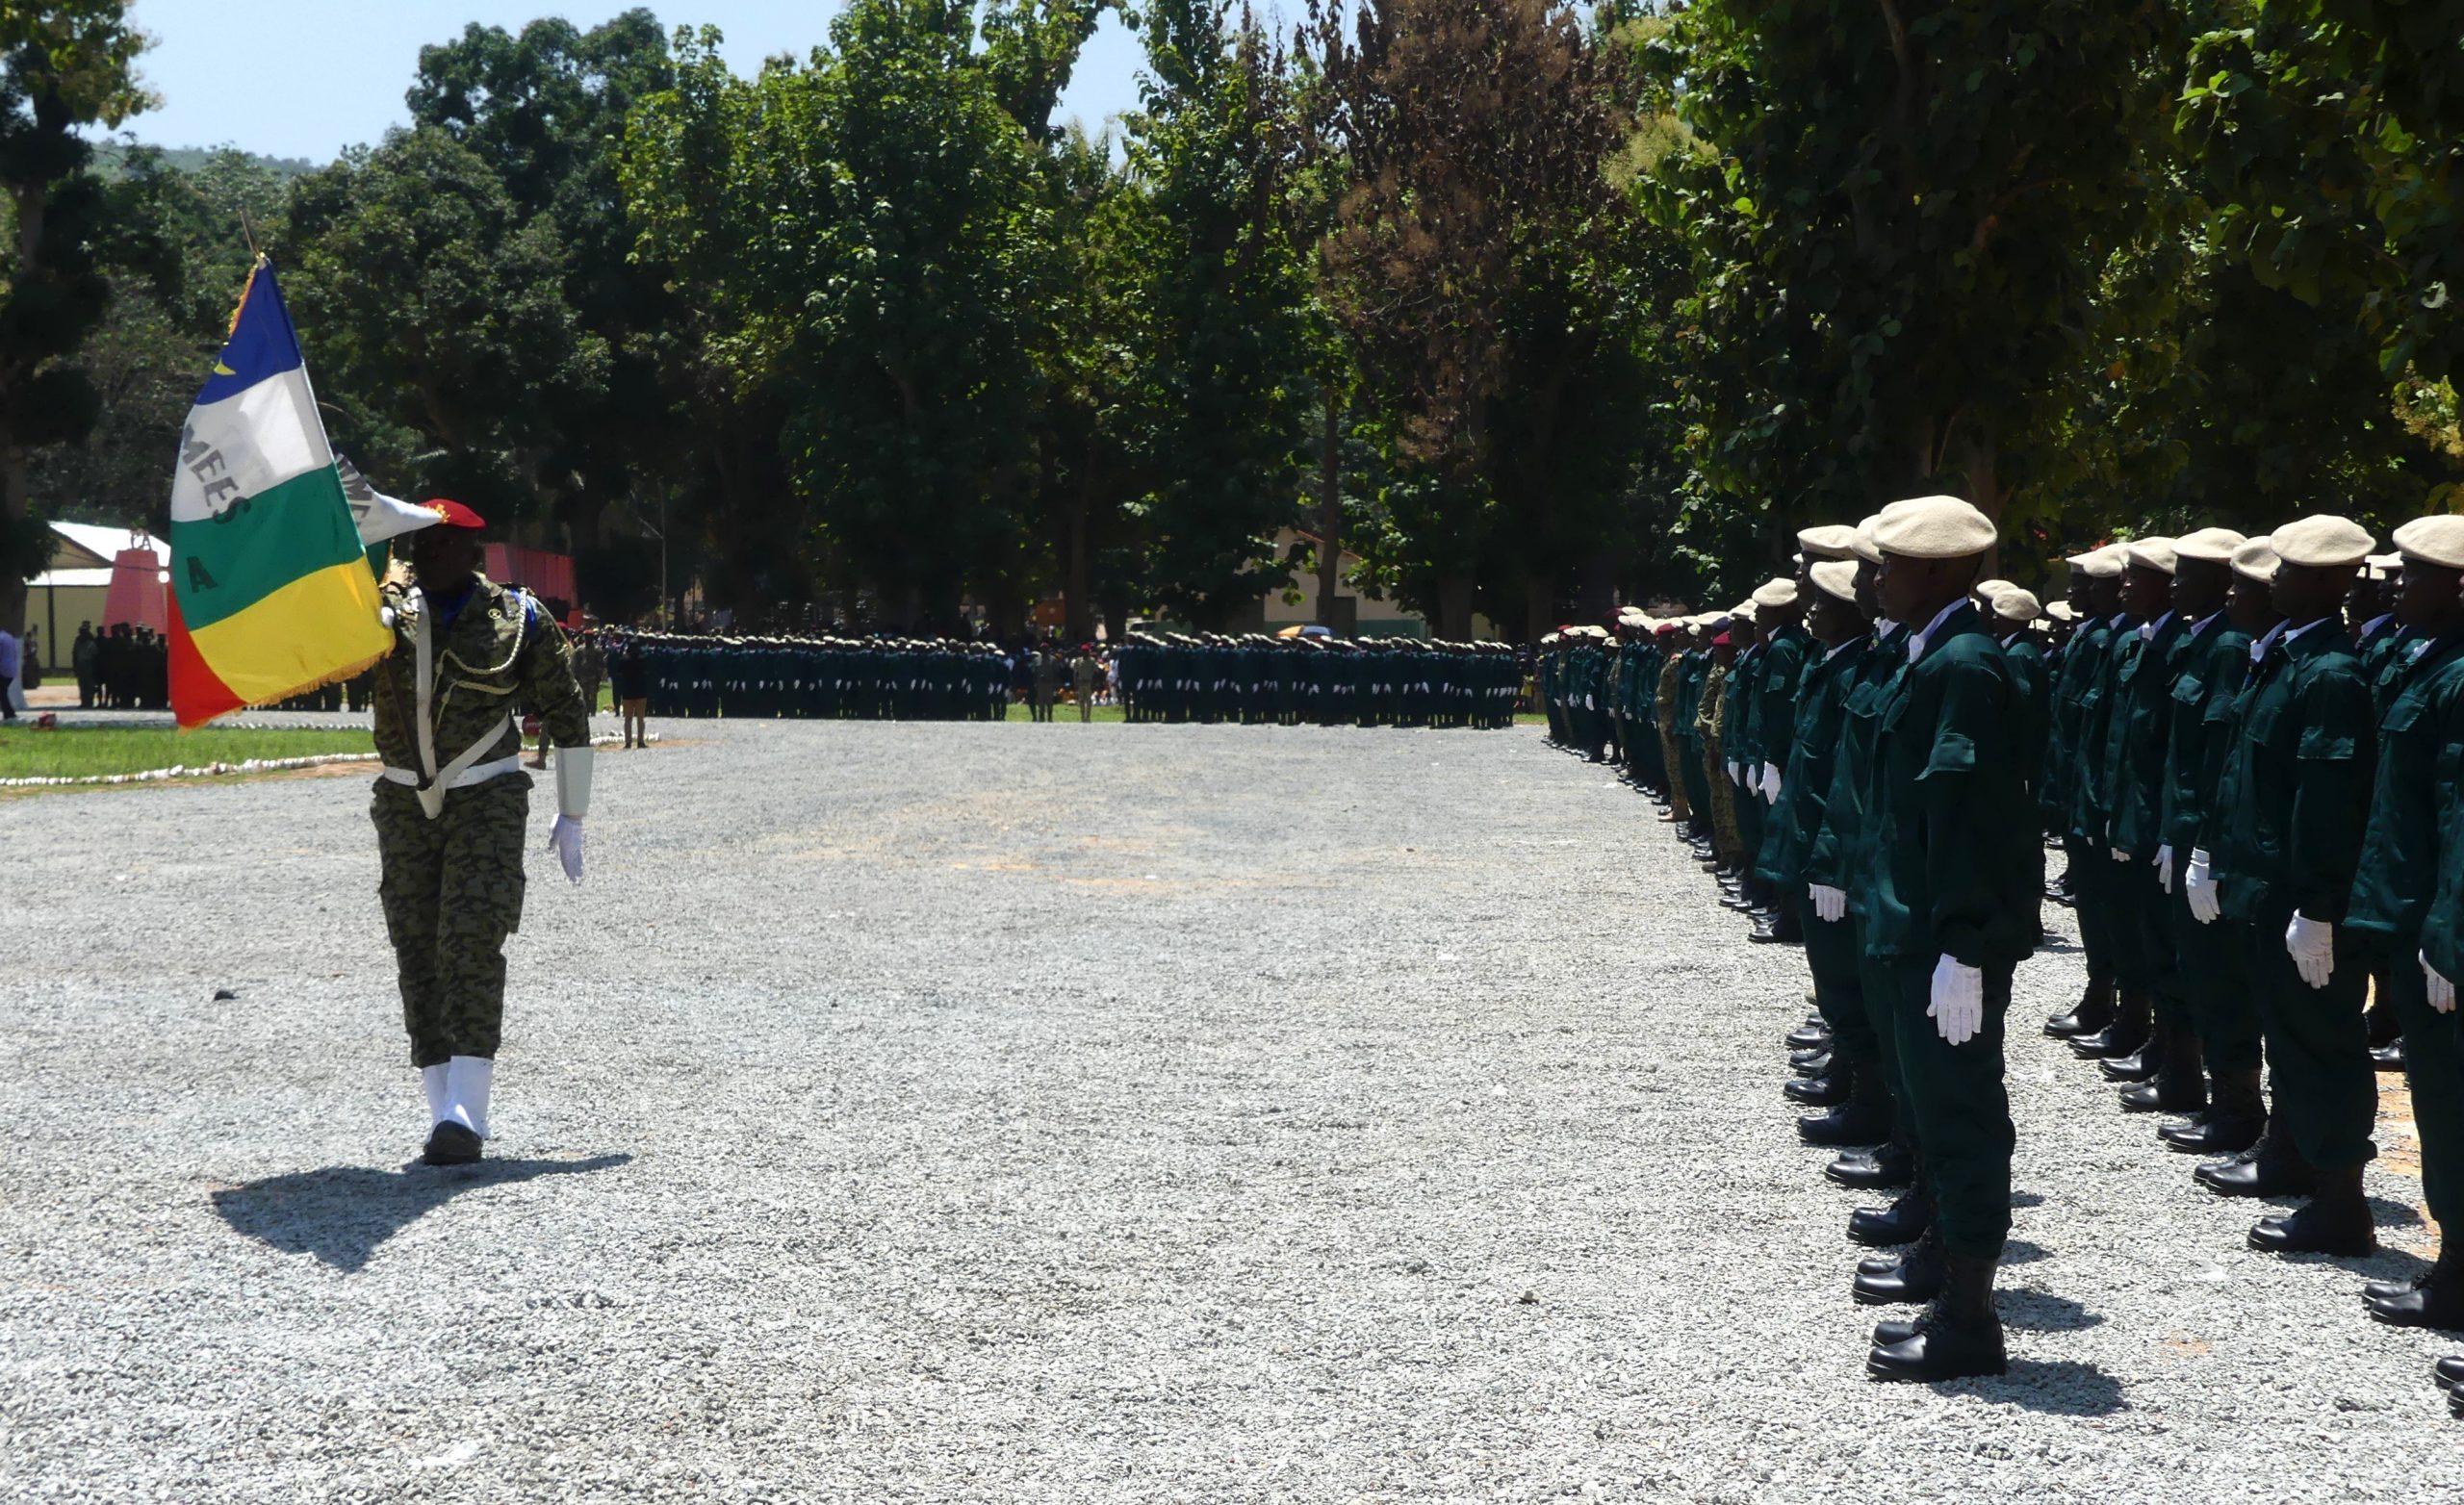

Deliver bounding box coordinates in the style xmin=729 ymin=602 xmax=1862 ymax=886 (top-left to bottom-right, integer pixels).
xmin=2248 ymin=1164 xmax=2374 ymax=1256
xmin=1748 ymin=908 xmax=1800 ymax=944
xmin=2068 ymin=984 xmax=2151 ymax=1060
xmin=1784 ymin=1067 xmax=1849 ymax=1108
xmin=2196 ymin=1124 xmax=2317 ymax=1198
xmin=1867 ymin=1252 xmax=2007 ymax=1381
xmin=1826 ymin=1139 xmax=1915 ymax=1189
xmin=2044 ymin=971 xmax=2115 ymax=1038
xmin=1786 ymin=1022 xmax=1830 ymax=1052
xmin=2162 ymin=1067 xmax=2264 ymax=1154
xmin=2435 ymin=1355 xmax=2464 ymax=1392
xmin=2374 ymin=1039 xmax=2407 ymax=1072
xmin=422 ymin=1120 xmax=483 ymax=1166
xmin=1849 ymin=1178 xmax=1934 ymax=1248
xmin=2098 ymin=1043 xmax=2158 ymax=1084
xmin=2369 ymin=1246 xmax=2464 ymax=1330
xmin=1797 ymin=1061 xmax=1891 ymax=1148
xmin=1853 ymin=1225 xmax=1946 ymax=1306
xmin=1790 ymin=1048 xmax=1832 ymax=1077
xmin=2121 ymin=1027 xmax=2208 ymax=1113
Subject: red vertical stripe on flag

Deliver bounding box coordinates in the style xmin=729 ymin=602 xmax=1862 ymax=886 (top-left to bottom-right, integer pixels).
xmin=167 ymin=595 xmax=244 ymax=729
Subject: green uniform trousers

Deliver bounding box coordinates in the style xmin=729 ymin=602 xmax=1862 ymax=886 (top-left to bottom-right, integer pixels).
xmin=2112 ymin=857 xmax=2182 ymax=1010
xmin=2245 ymin=902 xmax=2376 ymax=1170
xmin=1888 ymin=955 xmax=2017 ymax=1258
xmin=1858 ymin=926 xmax=1908 ymax=1115
xmin=2170 ymin=893 xmax=2261 ymax=1074
xmin=372 ymin=778 xmax=529 ymax=1067
xmin=2072 ymin=849 xmax=2143 ymax=984
xmin=1804 ymin=909 xmax=1874 ymax=1065
xmin=2386 ymin=937 xmax=2464 ymax=1233
xmin=1734 ymin=780 xmax=1764 ymax=876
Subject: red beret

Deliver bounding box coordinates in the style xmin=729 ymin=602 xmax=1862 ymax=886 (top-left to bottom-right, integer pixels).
xmin=425 ymin=498 xmax=486 ymax=530
xmin=1712 ymin=631 xmax=1733 ymax=648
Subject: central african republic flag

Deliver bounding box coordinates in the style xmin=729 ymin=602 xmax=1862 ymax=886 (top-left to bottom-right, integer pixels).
xmin=167 ymin=259 xmax=393 ymax=727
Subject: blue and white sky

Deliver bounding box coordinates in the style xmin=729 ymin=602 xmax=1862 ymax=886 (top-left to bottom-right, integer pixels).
xmin=116 ymin=0 xmax=1148 ymax=162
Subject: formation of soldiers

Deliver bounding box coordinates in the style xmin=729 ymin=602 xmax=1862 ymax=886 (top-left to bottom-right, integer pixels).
xmin=1533 ymin=498 xmax=2464 ymax=1406
xmin=607 ymin=632 xmax=1014 ymax=722
xmin=1112 ymin=633 xmax=1518 ymax=727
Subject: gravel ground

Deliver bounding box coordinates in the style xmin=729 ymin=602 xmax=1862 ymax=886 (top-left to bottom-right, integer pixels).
xmin=6 ymin=717 xmax=2460 ymax=1503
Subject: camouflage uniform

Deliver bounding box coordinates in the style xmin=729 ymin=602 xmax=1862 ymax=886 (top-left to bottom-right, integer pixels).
xmin=1656 ymin=651 xmax=1693 ymax=823
xmin=372 ymin=574 xmax=590 ymax=1067
xmin=1695 ymin=658 xmax=1744 ymax=867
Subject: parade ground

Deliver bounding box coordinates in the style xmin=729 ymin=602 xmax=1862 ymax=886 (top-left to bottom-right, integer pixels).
xmin=8 ymin=719 xmax=2460 ymax=1502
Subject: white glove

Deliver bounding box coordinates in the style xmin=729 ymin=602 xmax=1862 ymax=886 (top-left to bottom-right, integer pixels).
xmin=2186 ymin=848 xmax=2220 ymax=925
xmin=2155 ymin=845 xmax=2174 ymax=893
xmin=1809 ymin=883 xmax=1846 ymax=924
xmin=1762 ymin=762 xmax=1782 ymax=804
xmin=2285 ymin=912 xmax=2334 ymax=988
xmin=2426 ymin=952 xmax=2456 ymax=1015
xmin=1743 ymin=764 xmax=1760 ymax=794
xmin=2110 ymin=847 xmax=2131 ymax=863
xmin=1585 ymin=695 xmax=1595 ymax=709
xmin=549 ymin=815 xmax=584 ymax=884
xmin=1730 ymin=760 xmax=1745 ymax=783
xmin=1928 ymin=956 xmax=1985 ymax=1045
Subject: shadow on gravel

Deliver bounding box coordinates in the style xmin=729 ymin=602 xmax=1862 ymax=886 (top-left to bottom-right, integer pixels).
xmin=2370 ymin=1197 xmax=2426 ymax=1229
xmin=2001 ymin=1239 xmax=2050 ymax=1266
xmin=210 ymin=1155 xmax=631 ymax=1271
xmin=1963 ymin=1358 xmax=2126 ymax=1416
xmin=2000 ymin=1289 xmax=2103 ymax=1333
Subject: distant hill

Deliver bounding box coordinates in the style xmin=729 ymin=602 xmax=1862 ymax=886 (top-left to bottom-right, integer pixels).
xmin=92 ymin=141 xmax=324 ymax=181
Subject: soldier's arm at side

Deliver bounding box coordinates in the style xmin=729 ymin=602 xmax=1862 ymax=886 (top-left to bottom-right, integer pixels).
xmin=1918 ymin=653 xmax=2017 ymax=968
xmin=2285 ymin=660 xmax=2375 ymax=924
xmin=519 ymin=599 xmax=593 ymax=751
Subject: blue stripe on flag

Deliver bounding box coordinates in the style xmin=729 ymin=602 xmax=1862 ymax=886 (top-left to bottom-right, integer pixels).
xmin=192 ymin=263 xmax=306 ymax=405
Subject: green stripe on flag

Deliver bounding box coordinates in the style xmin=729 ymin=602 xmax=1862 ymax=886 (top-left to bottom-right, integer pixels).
xmin=168 ymin=466 xmax=369 ymax=631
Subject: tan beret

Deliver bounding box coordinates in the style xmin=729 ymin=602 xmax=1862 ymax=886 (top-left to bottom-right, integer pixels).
xmin=1797 ymin=524 xmax=1861 ymax=561
xmin=2067 ymin=544 xmax=2127 ymax=579
xmin=2125 ymin=537 xmax=2179 ymax=575
xmin=1972 ymin=577 xmax=2014 ymax=600
xmin=1851 ymin=514 xmax=1886 ymax=566
xmin=2366 ymin=551 xmax=2403 ymax=581
xmin=2270 ymin=515 xmax=2375 ymax=570
xmin=2046 ymin=600 xmax=2078 ymax=624
xmin=1541 ymin=632 xmax=1560 ymax=645
xmin=2393 ymin=517 xmax=2464 ymax=572
xmin=1752 ymin=577 xmax=1800 ymax=610
xmin=1992 ymin=586 xmax=2041 ymax=623
xmin=2230 ymin=537 xmax=2281 ymax=583
xmin=1734 ymin=602 xmax=1759 ymax=625
xmin=1870 ymin=495 xmax=1996 ymax=559
xmin=2173 ymin=526 xmax=2247 ymax=564
xmin=1809 ymin=558 xmax=1860 ymax=604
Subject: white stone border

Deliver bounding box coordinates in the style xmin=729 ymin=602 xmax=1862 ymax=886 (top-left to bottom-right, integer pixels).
xmin=0 ymin=731 xmax=648 ymax=789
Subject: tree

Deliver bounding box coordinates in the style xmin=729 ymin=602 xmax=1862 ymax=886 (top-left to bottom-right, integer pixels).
xmin=1302 ymin=0 xmax=1635 ymax=636
xmin=0 ymin=0 xmax=151 ymax=635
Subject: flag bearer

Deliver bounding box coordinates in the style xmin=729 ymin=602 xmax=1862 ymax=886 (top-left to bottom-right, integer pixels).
xmin=373 ymin=502 xmax=595 ymax=1166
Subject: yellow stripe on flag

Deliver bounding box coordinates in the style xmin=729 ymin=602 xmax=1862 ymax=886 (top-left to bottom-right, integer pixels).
xmin=186 ymin=558 xmax=394 ymax=707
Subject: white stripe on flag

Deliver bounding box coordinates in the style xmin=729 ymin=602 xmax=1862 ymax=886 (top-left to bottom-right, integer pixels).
xmin=168 ymin=368 xmax=332 ymax=524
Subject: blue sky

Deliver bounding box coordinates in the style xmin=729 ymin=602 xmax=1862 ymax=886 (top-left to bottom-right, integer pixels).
xmin=116 ymin=0 xmax=1148 ymax=162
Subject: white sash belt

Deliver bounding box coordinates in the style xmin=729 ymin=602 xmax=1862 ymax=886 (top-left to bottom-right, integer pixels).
xmin=383 ymin=752 xmax=524 ymax=793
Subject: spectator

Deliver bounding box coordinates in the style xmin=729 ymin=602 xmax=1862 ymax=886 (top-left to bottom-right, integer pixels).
xmin=72 ymin=622 xmax=97 ymax=708
xmin=0 ymin=621 xmax=18 ymax=719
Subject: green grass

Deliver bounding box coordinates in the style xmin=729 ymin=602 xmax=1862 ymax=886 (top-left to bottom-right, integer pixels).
xmin=0 ymin=725 xmax=374 ymax=781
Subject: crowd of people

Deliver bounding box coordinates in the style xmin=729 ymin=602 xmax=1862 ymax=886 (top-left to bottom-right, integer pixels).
xmin=1530 ymin=498 xmax=2464 ymax=1404
xmin=588 ymin=632 xmax=1014 ymax=723
xmin=53 ymin=621 xmax=173 ymax=711
xmin=1111 ymin=633 xmax=1518 ymax=727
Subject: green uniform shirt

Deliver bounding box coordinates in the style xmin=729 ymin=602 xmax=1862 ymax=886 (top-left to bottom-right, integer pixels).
xmin=2157 ymin=615 xmax=2254 ymax=855
xmin=2347 ymin=629 xmax=2464 ymax=941
xmin=2105 ymin=614 xmax=2190 ymax=856
xmin=1805 ymin=624 xmax=1910 ymax=904
xmin=2207 ymin=620 xmax=2375 ymax=924
xmin=1770 ymin=636 xmax=1866 ymax=888
xmin=1861 ymin=604 xmax=2041 ymax=967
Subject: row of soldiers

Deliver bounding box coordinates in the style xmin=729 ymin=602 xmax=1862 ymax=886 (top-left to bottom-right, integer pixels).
xmin=1113 ymin=634 xmax=1519 ymax=728
xmin=1535 ymin=498 xmax=2464 ymax=1410
xmin=612 ymin=632 xmax=1014 ymax=722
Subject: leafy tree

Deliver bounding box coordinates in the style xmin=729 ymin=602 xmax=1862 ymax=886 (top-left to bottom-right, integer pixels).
xmin=0 ymin=0 xmax=151 ymax=635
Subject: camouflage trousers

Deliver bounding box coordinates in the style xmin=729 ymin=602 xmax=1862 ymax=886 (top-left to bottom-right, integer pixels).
xmin=372 ymin=777 xmax=530 ymax=1066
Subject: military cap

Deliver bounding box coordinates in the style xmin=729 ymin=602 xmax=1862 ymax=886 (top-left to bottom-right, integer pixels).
xmin=2230 ymin=537 xmax=2282 ymax=583
xmin=1797 ymin=524 xmax=1861 ymax=561
xmin=1871 ymin=495 xmax=1996 ymax=559
xmin=2173 ymin=527 xmax=2247 ymax=564
xmin=2046 ymin=600 xmax=2078 ymax=624
xmin=2393 ymin=517 xmax=2464 ymax=572
xmin=1734 ymin=601 xmax=1759 ymax=624
xmin=2125 ymin=537 xmax=2179 ymax=574
xmin=1972 ymin=577 xmax=2014 ymax=600
xmin=2066 ymin=544 xmax=2127 ymax=579
xmin=1992 ymin=585 xmax=2040 ymax=623
xmin=1850 ymin=514 xmax=1886 ymax=566
xmin=2367 ymin=551 xmax=2403 ymax=581
xmin=2270 ymin=515 xmax=2376 ymax=569
xmin=1711 ymin=631 xmax=1733 ymax=648
xmin=1809 ymin=559 xmax=1860 ymax=604
xmin=1751 ymin=577 xmax=1800 ymax=610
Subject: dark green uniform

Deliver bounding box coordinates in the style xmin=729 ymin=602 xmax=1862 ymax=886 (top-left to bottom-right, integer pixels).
xmin=1778 ymin=637 xmax=1871 ymax=1059
xmin=1808 ymin=624 xmax=1912 ymax=1119
xmin=372 ymin=574 xmax=589 ymax=1067
xmin=1863 ymin=604 xmax=2040 ymax=1258
xmin=2158 ymin=613 xmax=2262 ymax=1077
xmin=2206 ymin=619 xmax=2377 ymax=1172
xmin=2346 ymin=629 xmax=2464 ymax=1229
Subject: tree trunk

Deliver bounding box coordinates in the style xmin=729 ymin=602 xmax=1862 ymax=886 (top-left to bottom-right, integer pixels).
xmin=1065 ymin=458 xmax=1093 ymax=647
xmin=1313 ymin=391 xmax=1343 ymax=632
xmin=1523 ymin=571 xmax=1553 ymax=645
xmin=1435 ymin=573 xmax=1475 ymax=641
xmin=0 ymin=445 xmax=27 ymax=640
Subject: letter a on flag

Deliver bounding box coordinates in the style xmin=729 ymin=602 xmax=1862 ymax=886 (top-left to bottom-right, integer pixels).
xmin=167 ymin=258 xmax=393 ymax=727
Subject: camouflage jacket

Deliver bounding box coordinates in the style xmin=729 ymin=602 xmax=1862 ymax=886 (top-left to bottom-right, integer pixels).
xmin=372 ymin=574 xmax=589 ymax=779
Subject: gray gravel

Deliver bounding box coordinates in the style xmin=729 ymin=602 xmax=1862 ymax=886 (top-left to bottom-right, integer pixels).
xmin=6 ymin=718 xmax=2460 ymax=1502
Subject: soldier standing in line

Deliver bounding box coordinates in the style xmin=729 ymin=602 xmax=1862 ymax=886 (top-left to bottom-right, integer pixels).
xmin=2342 ymin=516 xmax=2464 ymax=1327
xmin=372 ymin=501 xmax=594 ymax=1166
xmin=1071 ymin=644 xmax=1100 ymax=722
xmin=2043 ymin=545 xmax=2127 ymax=1043
xmin=2186 ymin=514 xmax=2378 ymax=1256
xmin=1858 ymin=496 xmax=2040 ymax=1383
